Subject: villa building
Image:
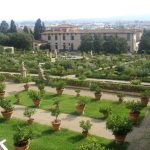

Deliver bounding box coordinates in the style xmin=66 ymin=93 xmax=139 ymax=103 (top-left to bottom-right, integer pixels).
xmin=41 ymin=24 xmax=143 ymax=52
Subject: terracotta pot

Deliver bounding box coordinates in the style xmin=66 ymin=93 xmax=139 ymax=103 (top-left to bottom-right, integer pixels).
xmin=56 ymin=88 xmax=64 ymax=95
xmin=76 ymin=104 xmax=85 ymax=114
xmin=52 ymin=119 xmax=61 ymax=131
xmin=14 ymin=140 xmax=29 ymax=150
xmin=1 ymin=111 xmax=13 ymax=119
xmin=141 ymin=97 xmax=149 ymax=106
xmin=32 ymin=99 xmax=40 ymax=107
xmin=27 ymin=118 xmax=34 ymax=124
xmin=82 ymin=130 xmax=89 ymax=137
xmin=0 ymin=91 xmax=5 ymax=97
xmin=114 ymin=134 xmax=126 ymax=144
xmin=24 ymin=84 xmax=29 ymax=91
xmin=118 ymin=97 xmax=123 ymax=103
xmin=129 ymin=111 xmax=140 ymax=123
xmin=94 ymin=93 xmax=102 ymax=100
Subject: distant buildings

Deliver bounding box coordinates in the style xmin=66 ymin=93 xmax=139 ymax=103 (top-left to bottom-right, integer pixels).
xmin=41 ymin=24 xmax=143 ymax=52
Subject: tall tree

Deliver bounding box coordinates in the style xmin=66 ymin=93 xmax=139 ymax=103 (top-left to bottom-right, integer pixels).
xmin=23 ymin=26 xmax=29 ymax=33
xmin=139 ymin=30 xmax=150 ymax=54
xmin=93 ymin=34 xmax=104 ymax=53
xmin=9 ymin=20 xmax=17 ymax=32
xmin=79 ymin=34 xmax=93 ymax=52
xmin=0 ymin=20 xmax=9 ymax=33
xmin=41 ymin=22 xmax=46 ymax=32
xmin=34 ymin=18 xmax=43 ymax=40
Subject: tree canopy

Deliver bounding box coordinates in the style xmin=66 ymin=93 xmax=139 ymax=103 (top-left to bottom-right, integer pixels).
xmin=139 ymin=30 xmax=150 ymax=54
xmin=0 ymin=20 xmax=9 ymax=33
xmin=9 ymin=20 xmax=17 ymax=33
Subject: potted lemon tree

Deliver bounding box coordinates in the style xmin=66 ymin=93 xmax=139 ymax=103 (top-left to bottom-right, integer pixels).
xmin=126 ymin=101 xmax=144 ymax=124
xmin=28 ymin=90 xmax=42 ymax=107
xmin=13 ymin=125 xmax=33 ymax=150
xmin=79 ymin=120 xmax=92 ymax=137
xmin=90 ymin=83 xmax=102 ymax=100
xmin=0 ymin=99 xmax=14 ymax=119
xmin=24 ymin=107 xmax=36 ymax=124
xmin=106 ymin=115 xmax=133 ymax=144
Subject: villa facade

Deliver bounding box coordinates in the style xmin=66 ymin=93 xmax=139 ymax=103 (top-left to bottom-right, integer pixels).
xmin=41 ymin=24 xmax=143 ymax=52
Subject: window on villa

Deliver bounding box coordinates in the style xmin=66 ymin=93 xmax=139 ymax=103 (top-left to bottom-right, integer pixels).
xmin=71 ymin=35 xmax=74 ymax=40
xmin=63 ymin=34 xmax=65 ymax=40
xmin=71 ymin=43 xmax=74 ymax=50
xmin=48 ymin=35 xmax=51 ymax=40
xmin=55 ymin=43 xmax=58 ymax=49
xmin=127 ymin=33 xmax=130 ymax=41
xmin=63 ymin=43 xmax=66 ymax=50
xmin=55 ymin=35 xmax=58 ymax=40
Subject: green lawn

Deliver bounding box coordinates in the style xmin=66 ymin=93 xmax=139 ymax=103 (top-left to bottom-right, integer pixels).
xmin=0 ymin=118 xmax=128 ymax=150
xmin=6 ymin=91 xmax=148 ymax=120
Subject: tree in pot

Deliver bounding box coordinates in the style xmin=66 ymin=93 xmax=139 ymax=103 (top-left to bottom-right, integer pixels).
xmin=37 ymin=83 xmax=45 ymax=91
xmin=13 ymin=125 xmax=33 ymax=150
xmin=106 ymin=115 xmax=133 ymax=144
xmin=0 ymin=82 xmax=6 ymax=97
xmin=22 ymin=77 xmax=30 ymax=91
xmin=79 ymin=120 xmax=92 ymax=137
xmin=99 ymin=106 xmax=112 ymax=119
xmin=75 ymin=89 xmax=81 ymax=97
xmin=116 ymin=92 xmax=125 ymax=103
xmin=0 ymin=99 xmax=14 ymax=119
xmin=0 ymin=74 xmax=6 ymax=83
xmin=50 ymin=105 xmax=61 ymax=131
xmin=90 ymin=83 xmax=102 ymax=100
xmin=52 ymin=80 xmax=66 ymax=95
xmin=140 ymin=90 xmax=150 ymax=106
xmin=28 ymin=90 xmax=42 ymax=107
xmin=76 ymin=97 xmax=88 ymax=115
xmin=24 ymin=107 xmax=36 ymax=124
xmin=126 ymin=101 xmax=144 ymax=124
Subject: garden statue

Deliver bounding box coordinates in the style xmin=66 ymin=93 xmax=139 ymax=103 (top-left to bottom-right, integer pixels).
xmin=38 ymin=63 xmax=46 ymax=80
xmin=20 ymin=61 xmax=27 ymax=77
xmin=55 ymin=49 xmax=58 ymax=59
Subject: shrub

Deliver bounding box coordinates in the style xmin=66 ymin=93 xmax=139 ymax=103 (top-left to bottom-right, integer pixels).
xmin=13 ymin=125 xmax=33 ymax=146
xmin=106 ymin=115 xmax=133 ymax=135
xmin=126 ymin=101 xmax=144 ymax=113
xmin=90 ymin=83 xmax=102 ymax=94
xmin=80 ymin=120 xmax=92 ymax=132
xmin=0 ymin=74 xmax=6 ymax=82
xmin=51 ymin=80 xmax=66 ymax=89
xmin=141 ymin=90 xmax=150 ymax=98
xmin=0 ymin=83 xmax=6 ymax=92
xmin=24 ymin=107 xmax=36 ymax=118
xmin=28 ymin=90 xmax=42 ymax=100
xmin=99 ymin=106 xmax=112 ymax=118
xmin=77 ymin=97 xmax=89 ymax=105
xmin=0 ymin=99 xmax=14 ymax=112
xmin=130 ymin=79 xmax=141 ymax=85
xmin=50 ymin=106 xmax=60 ymax=121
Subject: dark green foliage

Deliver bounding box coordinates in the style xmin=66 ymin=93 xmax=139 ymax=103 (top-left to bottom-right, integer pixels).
xmin=106 ymin=115 xmax=133 ymax=135
xmin=34 ymin=18 xmax=43 ymax=40
xmin=9 ymin=20 xmax=17 ymax=33
xmin=0 ymin=20 xmax=9 ymax=33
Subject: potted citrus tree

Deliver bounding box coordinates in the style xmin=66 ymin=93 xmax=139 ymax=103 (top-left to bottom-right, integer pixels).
xmin=141 ymin=90 xmax=150 ymax=106
xmin=0 ymin=99 xmax=14 ymax=119
xmin=0 ymin=82 xmax=6 ymax=97
xmin=13 ymin=125 xmax=33 ymax=150
xmin=76 ymin=97 xmax=88 ymax=114
xmin=90 ymin=83 xmax=102 ymax=100
xmin=106 ymin=115 xmax=133 ymax=144
xmin=28 ymin=90 xmax=42 ymax=107
xmin=99 ymin=106 xmax=112 ymax=119
xmin=37 ymin=83 xmax=45 ymax=91
xmin=126 ymin=101 xmax=144 ymax=124
xmin=24 ymin=107 xmax=36 ymax=124
xmin=75 ymin=89 xmax=81 ymax=97
xmin=50 ymin=106 xmax=61 ymax=131
xmin=23 ymin=77 xmax=30 ymax=91
xmin=116 ymin=92 xmax=125 ymax=103
xmin=52 ymin=80 xmax=66 ymax=95
xmin=79 ymin=120 xmax=92 ymax=137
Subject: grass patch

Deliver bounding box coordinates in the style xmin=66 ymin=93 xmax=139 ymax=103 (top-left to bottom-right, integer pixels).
xmin=0 ymin=118 xmax=128 ymax=150
xmin=6 ymin=91 xmax=149 ymax=120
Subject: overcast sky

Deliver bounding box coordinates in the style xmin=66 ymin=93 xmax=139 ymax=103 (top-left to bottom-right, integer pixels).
xmin=0 ymin=0 xmax=150 ymax=21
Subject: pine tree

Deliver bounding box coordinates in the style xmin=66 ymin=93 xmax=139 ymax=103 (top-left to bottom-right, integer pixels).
xmin=0 ymin=20 xmax=9 ymax=33
xmin=9 ymin=20 xmax=17 ymax=32
xmin=34 ymin=18 xmax=43 ymax=40
xmin=23 ymin=26 xmax=29 ymax=33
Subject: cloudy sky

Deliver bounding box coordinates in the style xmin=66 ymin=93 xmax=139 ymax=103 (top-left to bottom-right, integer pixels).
xmin=0 ymin=0 xmax=150 ymax=21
